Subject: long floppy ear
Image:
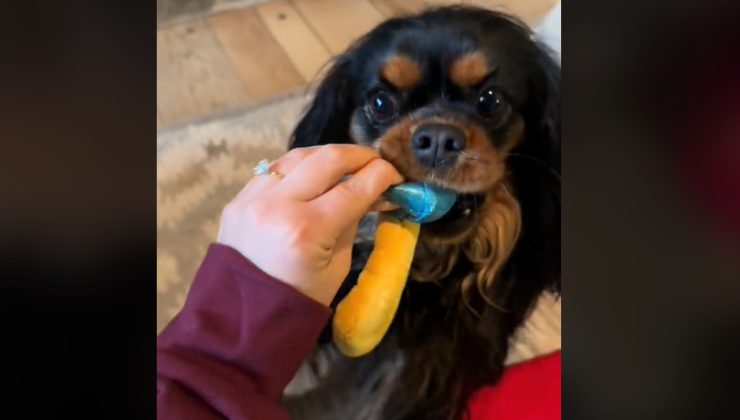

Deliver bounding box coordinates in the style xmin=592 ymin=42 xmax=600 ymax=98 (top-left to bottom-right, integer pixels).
xmin=507 ymin=40 xmax=561 ymax=295
xmin=524 ymin=40 xmax=560 ymax=172
xmin=288 ymin=57 xmax=356 ymax=149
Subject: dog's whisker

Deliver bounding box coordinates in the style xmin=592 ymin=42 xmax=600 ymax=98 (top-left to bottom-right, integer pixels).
xmin=499 ymin=182 xmax=514 ymax=200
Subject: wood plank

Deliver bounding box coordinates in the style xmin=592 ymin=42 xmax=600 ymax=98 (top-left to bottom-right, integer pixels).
xmin=157 ymin=19 xmax=249 ymax=125
xmin=478 ymin=0 xmax=559 ymax=25
xmin=369 ymin=0 xmax=458 ymax=17
xmin=370 ymin=0 xmax=558 ymax=26
xmin=369 ymin=0 xmax=426 ymax=17
xmin=291 ymin=0 xmax=385 ymax=55
xmin=158 ymin=0 xmax=212 ymax=28
xmin=208 ymin=8 xmax=306 ymax=101
xmin=256 ymin=0 xmax=332 ymax=83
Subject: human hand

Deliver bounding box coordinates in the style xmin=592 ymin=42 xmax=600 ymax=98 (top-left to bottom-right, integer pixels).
xmin=217 ymin=145 xmax=404 ymax=306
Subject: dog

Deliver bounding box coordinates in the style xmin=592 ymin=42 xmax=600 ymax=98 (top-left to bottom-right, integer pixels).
xmin=283 ymin=6 xmax=560 ymax=420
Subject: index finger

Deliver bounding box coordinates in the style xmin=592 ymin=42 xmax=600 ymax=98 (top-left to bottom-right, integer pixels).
xmin=313 ymin=158 xmax=403 ymax=231
xmin=277 ymin=144 xmax=381 ymax=201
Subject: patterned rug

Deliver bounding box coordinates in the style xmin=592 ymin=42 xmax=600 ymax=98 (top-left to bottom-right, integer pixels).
xmin=156 ymin=91 xmax=561 ymax=365
xmin=157 ymin=91 xmax=309 ymax=331
xmin=157 ymin=0 xmax=270 ymax=28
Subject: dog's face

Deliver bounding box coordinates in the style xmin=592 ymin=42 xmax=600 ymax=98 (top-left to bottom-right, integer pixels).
xmin=346 ymin=23 xmax=538 ymax=241
xmin=292 ymin=6 xmax=560 ymax=290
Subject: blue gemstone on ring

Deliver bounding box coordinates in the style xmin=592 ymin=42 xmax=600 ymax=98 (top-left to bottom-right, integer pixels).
xmin=253 ymin=159 xmax=271 ymax=176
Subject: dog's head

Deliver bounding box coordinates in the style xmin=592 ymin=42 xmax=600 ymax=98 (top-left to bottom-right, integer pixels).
xmin=291 ymin=6 xmax=560 ymax=303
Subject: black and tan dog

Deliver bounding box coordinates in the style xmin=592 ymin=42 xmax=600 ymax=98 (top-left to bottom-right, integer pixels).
xmin=285 ymin=6 xmax=560 ymax=420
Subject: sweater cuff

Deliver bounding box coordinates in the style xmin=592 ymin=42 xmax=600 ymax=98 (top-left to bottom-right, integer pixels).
xmin=213 ymin=243 xmax=332 ymax=313
xmin=158 ymin=243 xmax=331 ymax=401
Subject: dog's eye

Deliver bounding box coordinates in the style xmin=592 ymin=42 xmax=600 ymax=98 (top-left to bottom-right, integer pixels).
xmin=477 ymin=88 xmax=505 ymax=118
xmin=369 ymin=91 xmax=397 ymax=120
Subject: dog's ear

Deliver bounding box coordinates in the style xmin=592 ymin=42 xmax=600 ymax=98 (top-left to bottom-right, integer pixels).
xmin=535 ymin=43 xmax=561 ymax=295
xmin=289 ymin=57 xmax=356 ymax=149
xmin=527 ymin=41 xmax=561 ymax=171
xmin=508 ymin=41 xmax=561 ymax=295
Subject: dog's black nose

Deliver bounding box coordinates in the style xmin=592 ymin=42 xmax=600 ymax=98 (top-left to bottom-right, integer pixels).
xmin=411 ymin=123 xmax=466 ymax=169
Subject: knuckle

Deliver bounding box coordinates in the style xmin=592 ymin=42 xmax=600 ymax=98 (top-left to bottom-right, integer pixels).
xmin=338 ymin=180 xmax=364 ymax=200
xmin=321 ymin=144 xmax=345 ymax=161
xmin=285 ymin=147 xmax=309 ymax=161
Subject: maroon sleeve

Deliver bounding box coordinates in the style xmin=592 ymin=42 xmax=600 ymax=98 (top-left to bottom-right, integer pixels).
xmin=157 ymin=243 xmax=332 ymax=420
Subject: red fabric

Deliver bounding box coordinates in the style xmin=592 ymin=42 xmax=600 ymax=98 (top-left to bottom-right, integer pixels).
xmin=467 ymin=351 xmax=561 ymax=420
xmin=157 ymin=243 xmax=561 ymax=419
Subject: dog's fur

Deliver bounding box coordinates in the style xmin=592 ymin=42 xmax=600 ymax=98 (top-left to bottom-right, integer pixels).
xmin=284 ymin=6 xmax=560 ymax=420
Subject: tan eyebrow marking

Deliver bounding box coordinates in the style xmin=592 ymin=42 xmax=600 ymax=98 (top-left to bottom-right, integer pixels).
xmin=449 ymin=51 xmax=489 ymax=88
xmin=380 ymin=55 xmax=422 ymax=90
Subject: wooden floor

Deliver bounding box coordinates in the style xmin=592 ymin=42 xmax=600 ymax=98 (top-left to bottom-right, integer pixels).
xmin=157 ymin=0 xmax=557 ymax=129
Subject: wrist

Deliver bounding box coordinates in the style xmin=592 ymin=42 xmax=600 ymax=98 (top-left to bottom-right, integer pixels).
xmin=216 ymin=240 xmax=334 ymax=307
xmin=283 ymin=280 xmax=334 ymax=307
xmin=214 ymin=242 xmax=334 ymax=308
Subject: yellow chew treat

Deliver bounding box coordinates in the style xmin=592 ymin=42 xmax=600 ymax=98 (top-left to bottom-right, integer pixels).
xmin=332 ymin=216 xmax=420 ymax=357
